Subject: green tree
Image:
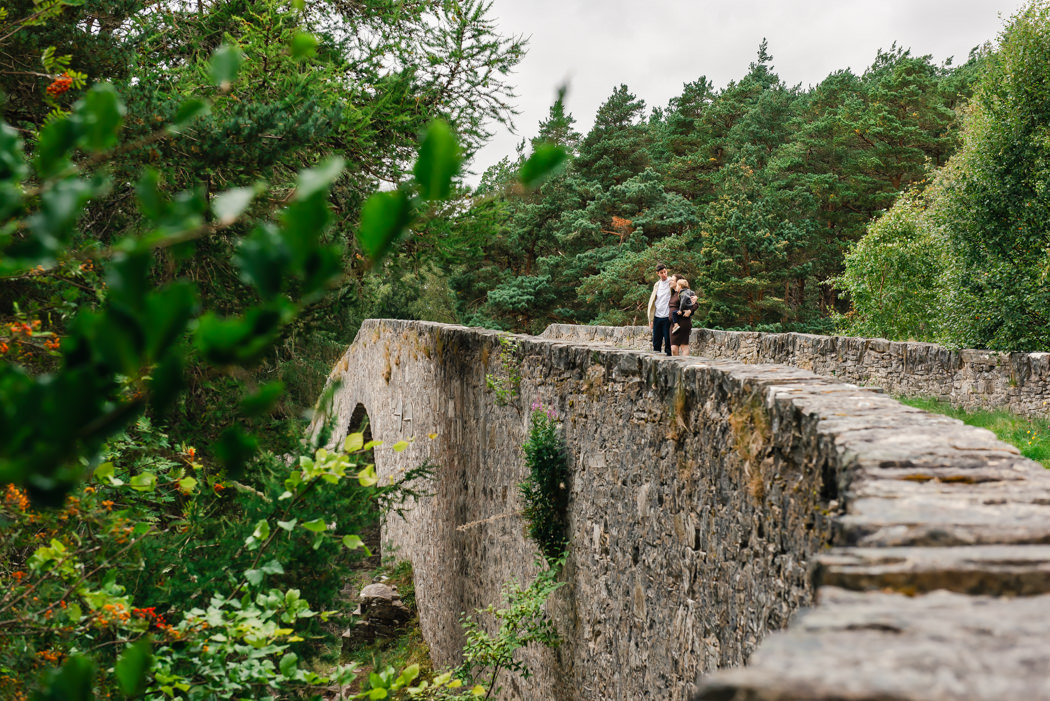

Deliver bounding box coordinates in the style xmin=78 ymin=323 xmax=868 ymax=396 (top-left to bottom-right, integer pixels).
xmin=450 ymin=97 xmax=577 ymax=331
xmin=658 ymin=77 xmax=717 ymax=202
xmin=574 ymin=84 xmax=648 ymax=188
xmin=835 ymin=184 xmax=948 ymax=340
xmin=934 ymin=0 xmax=1050 ymax=350
xmin=684 ymin=43 xmax=801 ymax=327
xmin=839 ymin=1 xmax=1050 ymax=352
xmin=0 ymin=0 xmax=137 ymax=126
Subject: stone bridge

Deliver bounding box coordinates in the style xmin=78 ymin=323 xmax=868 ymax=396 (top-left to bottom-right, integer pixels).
xmin=312 ymin=320 xmax=1050 ymax=700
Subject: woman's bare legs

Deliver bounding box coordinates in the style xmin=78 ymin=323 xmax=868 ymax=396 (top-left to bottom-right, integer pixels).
xmin=669 ymin=345 xmax=679 ymax=355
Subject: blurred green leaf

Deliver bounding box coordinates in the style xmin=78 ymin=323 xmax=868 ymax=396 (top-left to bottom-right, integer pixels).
xmin=212 ymin=425 xmax=258 ymax=476
xmin=235 ymin=223 xmax=291 ymax=299
xmin=239 ymin=381 xmax=285 ymax=417
xmin=344 ymin=432 xmax=364 ymax=452
xmin=144 ymin=282 xmax=198 ymax=359
xmin=395 ymin=664 xmax=420 ymax=688
xmin=195 ymin=303 xmax=292 ymax=366
xmin=93 ymin=462 xmax=116 ymax=483
xmin=297 ymin=243 xmax=344 ymax=298
xmin=209 ymin=44 xmax=243 ymax=89
xmin=295 ymin=156 xmax=344 ymax=201
xmin=290 ymin=32 xmax=317 ymax=59
xmin=301 ymin=518 xmax=326 ymax=533
xmin=279 ymin=652 xmax=298 ymax=678
xmin=115 ymin=640 xmax=152 ymax=697
xmin=520 ymin=143 xmax=568 ymax=188
xmin=129 ymin=472 xmax=156 ymax=492
xmin=148 ymin=350 xmax=185 ymax=417
xmin=31 ymin=654 xmax=95 ymax=701
xmin=251 ymin=519 xmax=271 ymax=540
xmin=0 ymin=181 xmax=21 ymax=220
xmin=25 ymin=176 xmax=100 ymax=258
xmin=136 ymin=169 xmax=164 ymax=220
xmin=168 ymin=98 xmax=211 ymax=133
xmin=281 ymin=196 xmax=331 ymax=259
xmin=34 ymin=116 xmax=78 ymax=179
xmin=77 ymin=307 xmax=144 ymax=376
xmin=0 ymin=122 xmax=27 ymax=180
xmin=212 ymin=186 xmax=255 ymax=225
xmin=261 ymin=559 xmax=284 ymax=575
xmin=357 ymin=464 xmax=378 ymax=487
xmin=105 ymin=252 xmax=151 ymax=311
xmin=414 ymin=120 xmax=460 ymax=200
xmin=74 ymin=83 xmax=125 ymax=153
xmin=356 ymin=189 xmax=413 ymax=261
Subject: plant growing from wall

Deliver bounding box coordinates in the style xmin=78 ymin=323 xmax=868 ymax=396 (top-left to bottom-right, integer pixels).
xmin=485 ymin=334 xmax=522 ymax=406
xmin=520 ymin=403 xmax=570 ymax=562
xmin=455 ymin=556 xmax=565 ymax=700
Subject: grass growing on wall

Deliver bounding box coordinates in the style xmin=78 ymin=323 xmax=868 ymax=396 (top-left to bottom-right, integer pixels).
xmin=898 ymin=397 xmax=1050 ymax=468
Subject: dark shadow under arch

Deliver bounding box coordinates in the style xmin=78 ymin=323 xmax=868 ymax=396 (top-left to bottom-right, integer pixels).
xmin=348 ymin=402 xmax=373 ymax=444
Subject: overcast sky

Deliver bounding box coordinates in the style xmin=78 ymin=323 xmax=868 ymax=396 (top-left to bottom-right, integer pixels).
xmin=470 ymin=0 xmax=1025 ymax=180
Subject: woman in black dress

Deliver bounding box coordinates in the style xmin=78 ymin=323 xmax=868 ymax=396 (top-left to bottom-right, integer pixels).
xmin=668 ymin=278 xmax=698 ymax=356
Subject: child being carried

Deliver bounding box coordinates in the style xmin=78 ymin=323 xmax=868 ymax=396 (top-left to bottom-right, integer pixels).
xmin=672 ymin=278 xmax=697 ymax=334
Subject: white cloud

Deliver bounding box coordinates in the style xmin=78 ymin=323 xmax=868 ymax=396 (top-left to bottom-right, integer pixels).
xmin=471 ymin=0 xmax=1022 ymax=181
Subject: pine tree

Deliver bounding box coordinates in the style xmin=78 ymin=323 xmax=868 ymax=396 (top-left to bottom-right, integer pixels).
xmin=574 ymin=84 xmax=649 ymax=188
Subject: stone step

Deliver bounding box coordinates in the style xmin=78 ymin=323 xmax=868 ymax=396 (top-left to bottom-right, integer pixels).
xmin=814 ymin=545 xmax=1050 ymax=596
xmin=833 ymin=486 xmax=1050 ymax=547
xmin=693 ymin=587 xmax=1050 ymax=701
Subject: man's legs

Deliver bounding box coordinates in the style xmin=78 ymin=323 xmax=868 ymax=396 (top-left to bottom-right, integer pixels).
xmin=652 ymin=317 xmax=671 ymax=355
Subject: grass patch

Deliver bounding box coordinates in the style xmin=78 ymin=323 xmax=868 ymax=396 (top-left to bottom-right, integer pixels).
xmin=898 ymin=396 xmax=1050 ymax=468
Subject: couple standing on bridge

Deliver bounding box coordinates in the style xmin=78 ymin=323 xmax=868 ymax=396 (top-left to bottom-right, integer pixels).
xmin=647 ymin=263 xmax=698 ymax=357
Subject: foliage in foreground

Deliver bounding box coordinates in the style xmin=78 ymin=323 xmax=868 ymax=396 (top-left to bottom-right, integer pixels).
xmin=341 ymin=554 xmax=565 ymax=701
xmin=898 ymin=397 xmax=1050 ymax=469
xmin=0 ymin=428 xmax=410 ymax=699
xmin=0 ymin=10 xmax=565 ymax=696
xmin=0 ymin=0 xmax=527 ymax=454
xmin=456 ymin=557 xmax=564 ymax=701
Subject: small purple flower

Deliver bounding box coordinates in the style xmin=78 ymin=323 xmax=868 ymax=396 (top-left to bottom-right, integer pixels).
xmin=531 ymin=398 xmax=542 ymax=411
xmin=546 ymin=407 xmax=558 ymax=420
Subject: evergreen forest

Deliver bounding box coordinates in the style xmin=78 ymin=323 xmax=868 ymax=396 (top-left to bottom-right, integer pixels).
xmin=2 ymin=0 xmax=1050 ymax=698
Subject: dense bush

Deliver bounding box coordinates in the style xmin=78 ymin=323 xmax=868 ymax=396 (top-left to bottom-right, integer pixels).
xmin=835 ymin=183 xmax=948 ymax=340
xmin=519 ymin=405 xmax=570 ymax=562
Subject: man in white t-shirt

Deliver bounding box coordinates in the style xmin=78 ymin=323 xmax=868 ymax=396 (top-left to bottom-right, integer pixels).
xmin=646 ymin=263 xmax=672 ymax=356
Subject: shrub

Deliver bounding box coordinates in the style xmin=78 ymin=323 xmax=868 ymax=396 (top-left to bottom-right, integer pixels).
xmin=519 ymin=405 xmax=570 ymax=562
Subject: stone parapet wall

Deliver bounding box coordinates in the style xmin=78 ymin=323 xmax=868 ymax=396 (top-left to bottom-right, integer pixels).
xmin=540 ymin=324 xmax=1050 ymax=418
xmin=316 ymin=320 xmax=1050 ymax=700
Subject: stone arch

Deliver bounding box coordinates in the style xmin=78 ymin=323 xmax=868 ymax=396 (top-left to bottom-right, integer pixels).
xmin=348 ymin=402 xmax=372 ymax=444
xmin=313 ymin=319 xmax=1050 ymax=701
